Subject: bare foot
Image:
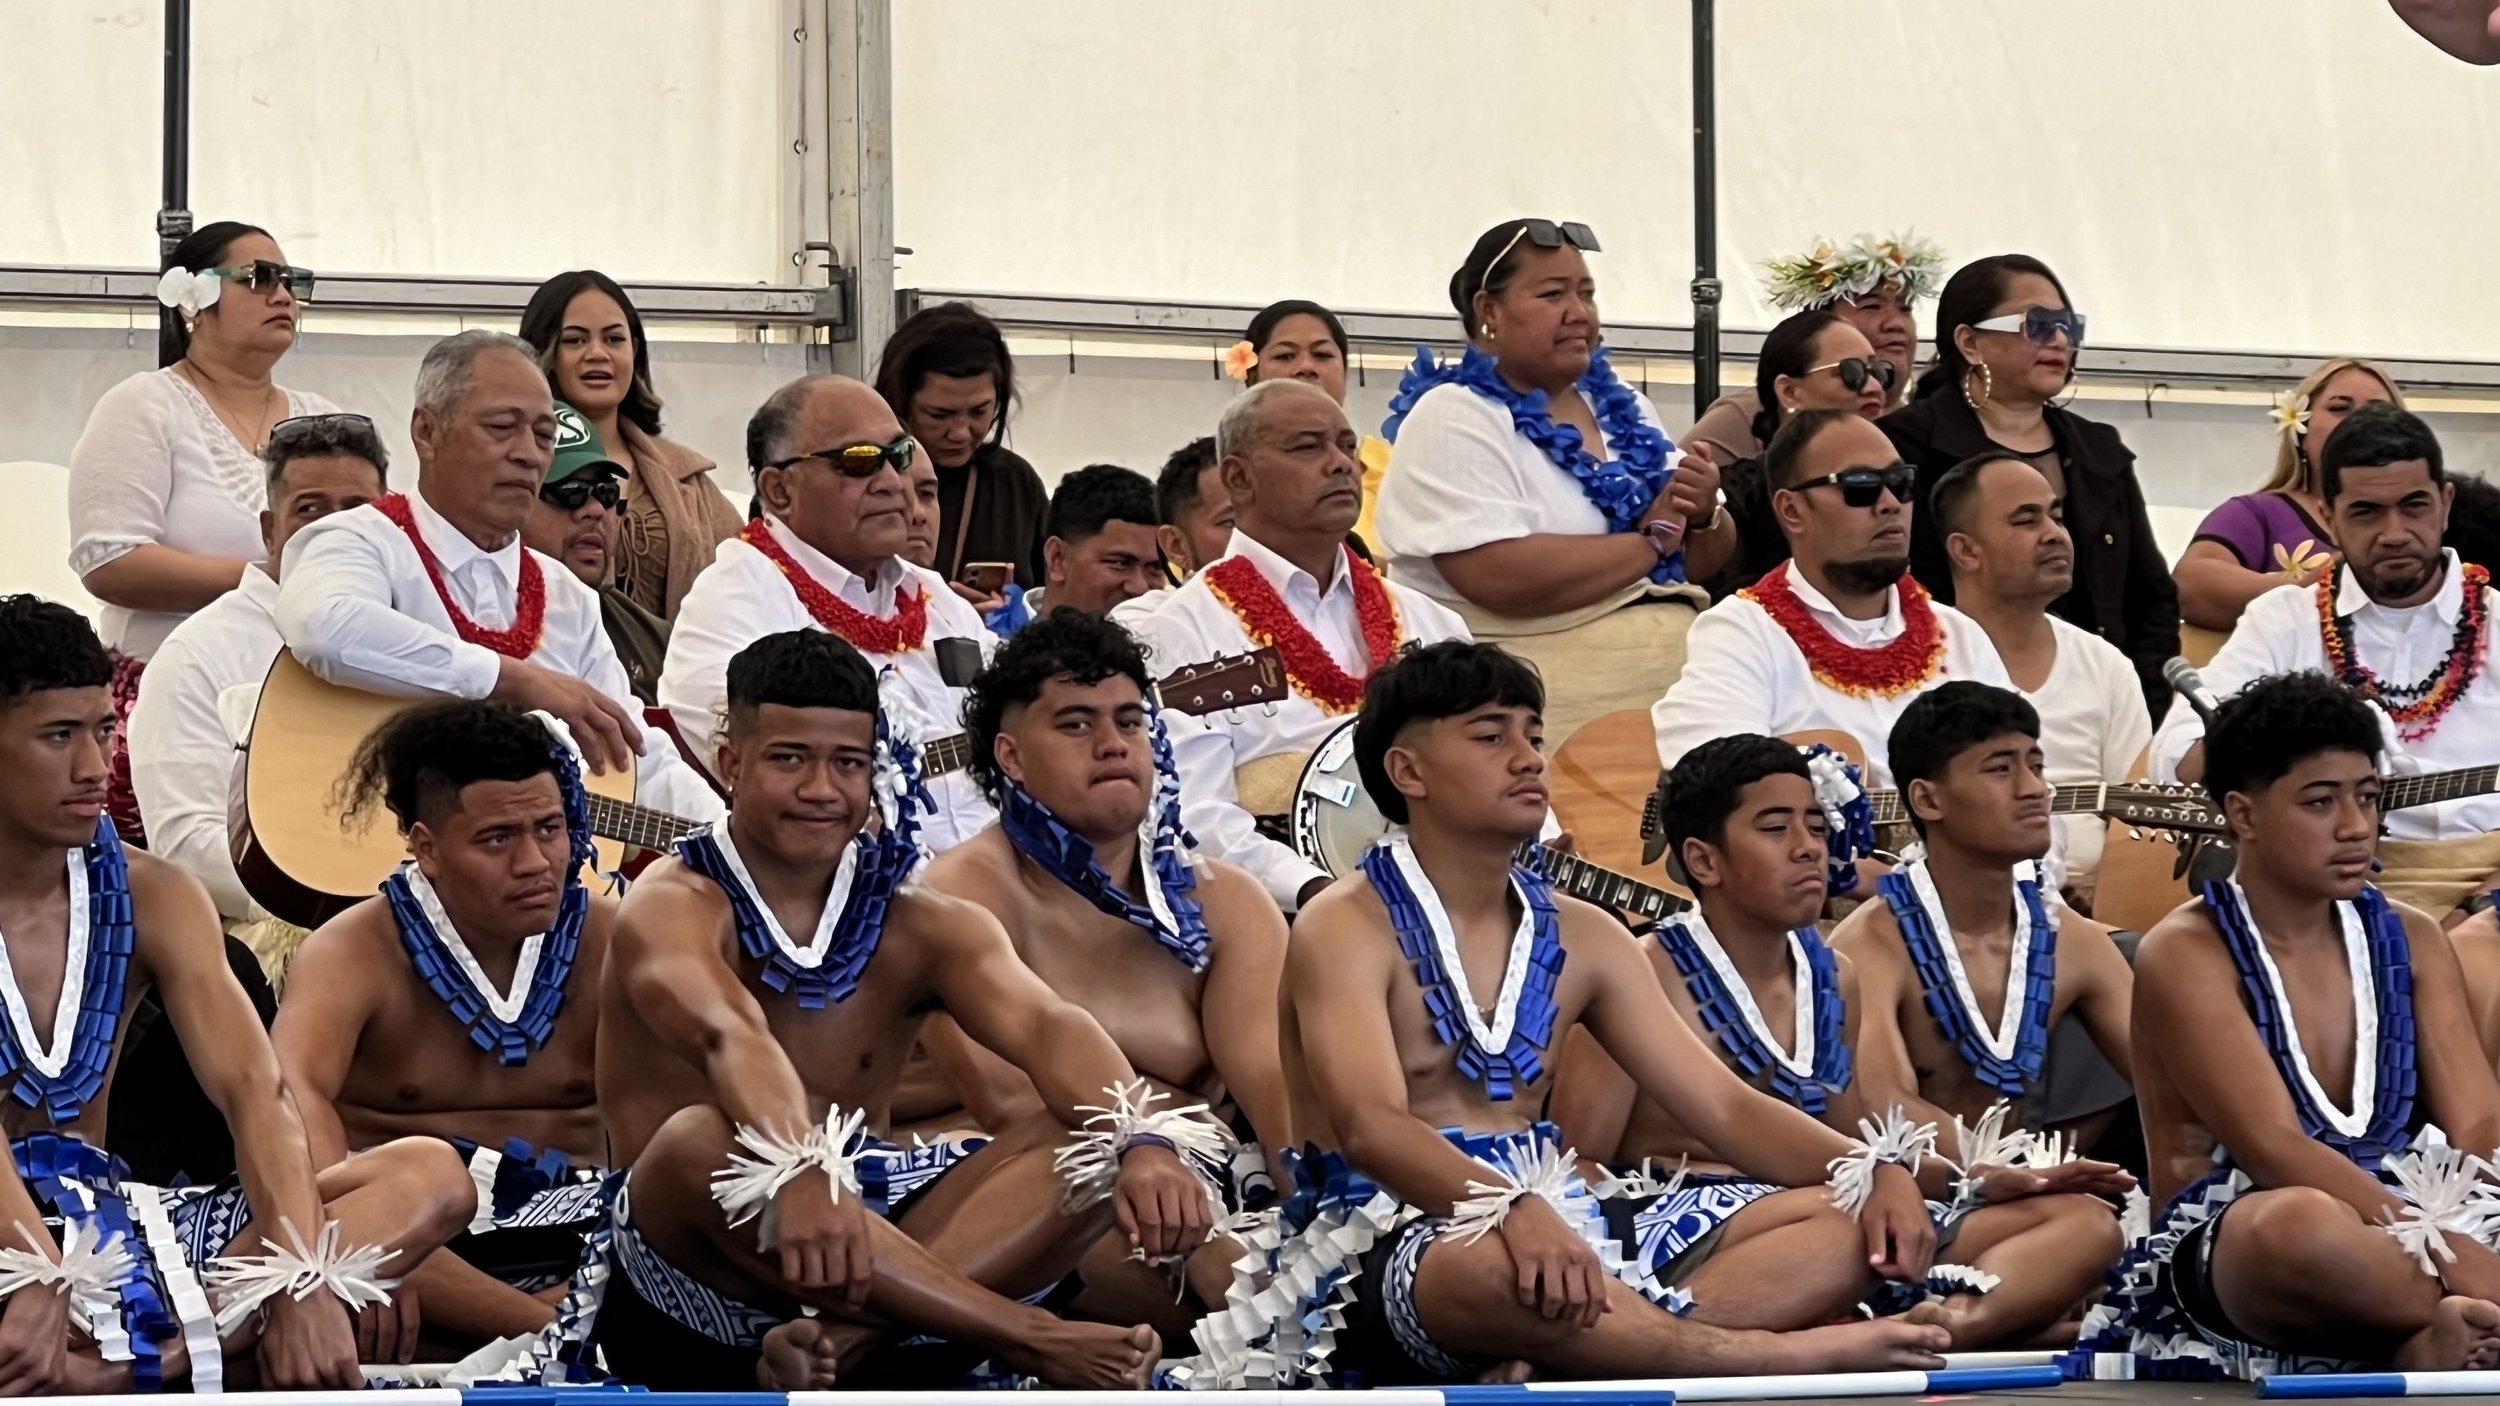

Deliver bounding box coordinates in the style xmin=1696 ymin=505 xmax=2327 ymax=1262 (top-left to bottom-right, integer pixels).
xmin=757 ymin=1318 xmax=842 ymax=1389
xmin=1773 ymin=1316 xmax=1951 ymax=1373
xmin=1900 ymin=1298 xmax=1971 ymax=1351
xmin=2396 ymin=1297 xmax=2500 ymax=1372
xmin=1474 ymin=1359 xmax=1534 ymax=1384
xmin=1001 ymin=1318 xmax=1160 ymax=1388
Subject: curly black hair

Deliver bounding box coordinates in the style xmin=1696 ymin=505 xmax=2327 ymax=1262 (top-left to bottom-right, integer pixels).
xmin=1657 ymin=734 xmax=1814 ymax=876
xmin=346 ymin=699 xmax=554 ymax=834
xmin=2202 ymin=671 xmax=2382 ymax=810
xmin=1352 ymin=640 xmax=1544 ymax=826
xmin=960 ymin=608 xmax=1152 ymax=805
xmin=0 ymin=596 xmax=110 ymax=705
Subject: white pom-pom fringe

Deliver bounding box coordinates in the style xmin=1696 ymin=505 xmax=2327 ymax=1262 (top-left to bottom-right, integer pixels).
xmin=1440 ymin=1140 xmax=1584 ymax=1246
xmin=1052 ymin=1079 xmax=1234 ymax=1213
xmin=1951 ymin=1100 xmax=2030 ymax=1173
xmin=1926 ymin=1263 xmax=2001 ymax=1297
xmin=2119 ymin=1186 xmax=2151 ymax=1243
xmin=1828 ymin=1106 xmax=1939 ymax=1219
xmin=712 ymin=1105 xmax=894 ymax=1251
xmin=0 ymin=1219 xmax=132 ymax=1320
xmin=2378 ymin=1125 xmax=2500 ymax=1278
xmin=204 ymin=1217 xmax=397 ymax=1332
xmin=1594 ymin=1156 xmax=1689 ymax=1201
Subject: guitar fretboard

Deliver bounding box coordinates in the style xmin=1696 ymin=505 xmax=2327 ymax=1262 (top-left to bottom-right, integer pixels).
xmin=1520 ymin=843 xmax=1689 ymax=923
xmin=2383 ymin=764 xmax=2500 ymax=814
xmin=585 ymin=795 xmax=705 ymax=854
xmin=1866 ymin=782 xmax=2119 ymax=827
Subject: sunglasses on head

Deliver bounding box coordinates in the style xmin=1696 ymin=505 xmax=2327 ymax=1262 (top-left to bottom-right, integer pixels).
xmin=1973 ymin=305 xmax=2086 ymax=349
xmin=1481 ymin=220 xmax=1602 ymax=295
xmin=210 ymin=260 xmax=316 ymax=302
xmin=1789 ymin=463 xmax=1916 ymax=510
xmin=542 ymin=475 xmax=624 ymax=512
xmin=267 ymin=411 xmax=375 ymax=439
xmin=764 ymin=434 xmax=916 ymax=479
xmin=1807 ymin=357 xmax=1898 ymax=395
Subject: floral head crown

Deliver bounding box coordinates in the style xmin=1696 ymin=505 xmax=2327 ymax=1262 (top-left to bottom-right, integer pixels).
xmin=1762 ymin=232 xmax=1947 ymax=313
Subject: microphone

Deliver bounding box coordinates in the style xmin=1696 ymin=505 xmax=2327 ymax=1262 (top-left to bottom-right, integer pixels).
xmin=2163 ymin=656 xmax=2222 ymax=726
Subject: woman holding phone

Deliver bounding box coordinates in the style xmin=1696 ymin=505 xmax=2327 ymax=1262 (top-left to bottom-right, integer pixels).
xmin=872 ymin=301 xmax=1047 ymax=603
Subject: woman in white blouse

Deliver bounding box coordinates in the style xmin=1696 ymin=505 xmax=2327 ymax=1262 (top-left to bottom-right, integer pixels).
xmin=68 ymin=220 xmax=337 ymax=844
xmin=1374 ymin=219 xmax=1730 ymax=743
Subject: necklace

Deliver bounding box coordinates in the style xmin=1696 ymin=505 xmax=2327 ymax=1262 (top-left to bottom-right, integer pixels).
xmin=675 ymin=821 xmax=906 ymax=1009
xmin=1357 ymin=833 xmax=1564 ymax=1101
xmin=740 ymin=520 xmax=928 ymax=655
xmin=1741 ymin=561 xmax=1944 ymax=699
xmin=2316 ymin=562 xmax=2490 ymax=742
xmin=1655 ymin=911 xmax=1850 ymax=1113
xmin=383 ymin=864 xmax=585 ymax=1067
xmin=376 ymin=494 xmax=547 ymax=658
xmin=177 ymin=360 xmax=282 ymax=454
xmin=1878 ymin=859 xmax=2056 ymax=1099
xmin=997 ymin=782 xmax=1209 ymax=972
xmin=0 ymin=823 xmax=137 ymax=1123
xmin=1202 ymin=546 xmax=1401 ymax=714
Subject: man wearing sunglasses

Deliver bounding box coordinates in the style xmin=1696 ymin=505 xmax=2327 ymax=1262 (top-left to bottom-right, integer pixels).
xmin=658 ymin=373 xmax=1000 ymax=853
xmin=1656 ymin=409 xmax=2011 ymax=800
xmin=520 ymin=404 xmax=670 ymax=705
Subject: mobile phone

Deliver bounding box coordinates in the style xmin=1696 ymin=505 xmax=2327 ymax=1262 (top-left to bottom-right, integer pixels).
xmin=961 ymin=561 xmax=1013 ymax=594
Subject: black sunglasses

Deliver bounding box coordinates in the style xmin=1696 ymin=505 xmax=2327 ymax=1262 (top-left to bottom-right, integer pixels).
xmin=1481 ymin=220 xmax=1602 ymax=295
xmin=541 ymin=476 xmax=624 ymax=512
xmin=1807 ymin=357 xmax=1898 ymax=395
xmin=1789 ymin=464 xmax=1916 ymax=510
xmin=764 ymin=434 xmax=916 ymax=479
xmin=210 ymin=259 xmax=316 ymax=302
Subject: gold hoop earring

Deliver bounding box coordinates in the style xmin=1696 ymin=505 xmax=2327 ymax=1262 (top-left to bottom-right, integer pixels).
xmin=1961 ymin=363 xmax=1993 ymax=411
xmin=1479 ymin=324 xmax=1494 ymax=342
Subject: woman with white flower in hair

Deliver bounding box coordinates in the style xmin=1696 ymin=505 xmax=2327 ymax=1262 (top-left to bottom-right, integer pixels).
xmin=2172 ymin=359 xmax=2404 ymax=633
xmin=66 ymin=220 xmax=341 ymax=843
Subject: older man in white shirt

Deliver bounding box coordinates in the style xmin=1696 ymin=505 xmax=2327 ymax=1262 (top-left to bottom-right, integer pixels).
xmin=2153 ymin=404 xmax=2500 ymax=913
xmin=657 ymin=374 xmax=996 ymax=852
xmin=1138 ymin=380 xmax=1471 ymax=912
xmin=129 ymin=413 xmax=388 ymax=921
xmin=277 ymin=330 xmax=722 ymax=826
xmin=1656 ymin=409 xmax=2009 ymax=786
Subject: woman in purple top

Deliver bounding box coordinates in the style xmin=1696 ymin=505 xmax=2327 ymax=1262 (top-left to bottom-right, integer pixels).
xmin=2172 ymin=357 xmax=2402 ymax=631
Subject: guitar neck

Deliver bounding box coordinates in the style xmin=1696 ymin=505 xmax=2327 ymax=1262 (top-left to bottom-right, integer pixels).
xmin=1519 ymin=842 xmax=1690 ymax=924
xmin=919 ymin=732 xmax=974 ymax=779
xmin=1865 ymin=782 xmax=2118 ymax=827
xmin=2382 ymin=764 xmax=2500 ymax=816
xmin=584 ymin=795 xmax=706 ymax=854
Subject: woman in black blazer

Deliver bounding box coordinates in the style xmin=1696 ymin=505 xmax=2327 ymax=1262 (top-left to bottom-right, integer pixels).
xmin=1880 ymin=253 xmax=2180 ymax=723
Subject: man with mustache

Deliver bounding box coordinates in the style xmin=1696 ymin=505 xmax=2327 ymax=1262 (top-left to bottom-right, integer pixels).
xmin=518 ymin=404 xmax=670 ymax=705
xmin=2155 ymin=403 xmax=2500 ymax=920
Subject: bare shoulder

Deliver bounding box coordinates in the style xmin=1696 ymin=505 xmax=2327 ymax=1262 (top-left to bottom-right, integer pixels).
xmin=2453 ymin=910 xmax=2500 ymax=969
xmin=888 ymin=881 xmax=1016 ymax=963
xmin=917 ymin=828 xmax=1022 ymax=919
xmin=1832 ymin=946 xmax=1861 ymax=1003
xmin=613 ymin=855 xmax=729 ymax=945
xmin=2133 ymin=898 xmax=2228 ymax=988
xmin=122 ymin=846 xmax=216 ymax=918
xmin=2056 ymin=906 xmax=2131 ymax=967
xmin=1286 ymin=874 xmax=1395 ymax=984
xmin=580 ymin=888 xmax=621 ymax=966
xmin=1196 ymin=856 xmax=1286 ymax=947
xmin=292 ymin=894 xmax=399 ymax=970
xmin=1827 ymin=890 xmax=1902 ymax=954
xmin=2393 ymin=897 xmax=2468 ymax=978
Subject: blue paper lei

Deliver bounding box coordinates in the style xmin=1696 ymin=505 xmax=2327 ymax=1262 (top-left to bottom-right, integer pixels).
xmin=1382 ymin=344 xmax=1683 ymax=584
xmin=1878 ymin=861 xmax=2057 ymax=1100
xmin=13 ymin=1132 xmax=171 ymax=1387
xmin=1655 ymin=916 xmax=1851 ymax=1114
xmin=996 ymin=700 xmax=1209 ymax=971
xmin=1799 ymin=743 xmax=1877 ymax=896
xmin=2203 ymin=880 xmax=2416 ymax=1164
xmin=383 ymin=735 xmax=594 ymax=1066
xmin=1356 ymin=838 xmax=1565 ymax=1101
xmin=0 ymin=820 xmax=136 ymax=1124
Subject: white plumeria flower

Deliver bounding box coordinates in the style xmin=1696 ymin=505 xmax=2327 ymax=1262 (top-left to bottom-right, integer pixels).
xmin=2271 ymin=390 xmax=2311 ymax=442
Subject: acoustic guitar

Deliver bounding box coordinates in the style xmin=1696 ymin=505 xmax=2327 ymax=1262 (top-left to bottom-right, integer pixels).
xmin=234 ymin=646 xmax=1289 ymax=929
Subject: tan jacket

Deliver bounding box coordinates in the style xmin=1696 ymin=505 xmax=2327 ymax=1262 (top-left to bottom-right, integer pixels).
xmin=615 ymin=422 xmax=745 ymax=619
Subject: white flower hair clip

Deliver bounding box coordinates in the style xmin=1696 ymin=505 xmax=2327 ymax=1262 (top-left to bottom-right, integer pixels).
xmin=2270 ymin=389 xmax=2311 ymax=443
xmin=154 ymin=266 xmax=223 ymax=318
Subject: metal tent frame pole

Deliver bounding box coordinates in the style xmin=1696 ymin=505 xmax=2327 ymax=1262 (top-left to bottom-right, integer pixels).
xmin=1688 ymin=0 xmax=1720 ymax=415
xmin=157 ymin=0 xmax=191 ymax=261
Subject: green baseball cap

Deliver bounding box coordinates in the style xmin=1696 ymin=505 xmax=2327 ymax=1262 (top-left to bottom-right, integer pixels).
xmin=548 ymin=402 xmax=626 ymax=486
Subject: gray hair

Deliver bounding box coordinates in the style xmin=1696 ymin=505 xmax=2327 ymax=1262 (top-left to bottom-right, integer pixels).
xmin=262 ymin=413 xmax=390 ymax=501
xmin=413 ymin=329 xmax=542 ymax=418
xmin=1215 ymin=379 xmax=1328 ymax=461
xmin=746 ymin=374 xmax=837 ymax=471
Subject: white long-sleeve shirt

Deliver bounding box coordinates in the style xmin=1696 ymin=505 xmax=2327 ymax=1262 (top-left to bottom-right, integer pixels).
xmin=656 ymin=515 xmax=997 ymax=854
xmin=2151 ymin=552 xmax=2500 ymax=840
xmin=275 ymin=488 xmax=724 ymax=825
xmin=2020 ymin=615 xmax=2153 ymax=881
xmin=126 ymin=565 xmax=286 ymax=920
xmin=1136 ymin=530 xmax=1472 ymax=909
xmin=1654 ymin=566 xmax=2011 ymax=786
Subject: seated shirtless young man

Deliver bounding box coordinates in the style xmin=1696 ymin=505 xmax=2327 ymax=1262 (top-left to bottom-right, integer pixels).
xmin=922 ymin=609 xmax=1288 ymax=1336
xmin=1183 ymin=640 xmax=1952 ymax=1388
xmin=1557 ymin=732 xmax=2128 ymax=1353
xmin=0 ymin=595 xmax=468 ymax=1392
xmin=2077 ymin=671 xmax=2500 ymax=1378
xmin=546 ymin=629 xmax=1214 ymax=1390
xmin=274 ymin=700 xmax=616 ymax=1356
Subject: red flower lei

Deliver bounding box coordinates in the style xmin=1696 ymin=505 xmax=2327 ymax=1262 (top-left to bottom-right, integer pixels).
xmin=1203 ymin=547 xmax=1402 ymax=714
xmin=740 ymin=520 xmax=928 ymax=654
xmin=375 ymin=494 xmax=546 ymax=659
xmin=2317 ymin=562 xmax=2490 ymax=742
xmin=1739 ymin=561 xmax=1944 ymax=699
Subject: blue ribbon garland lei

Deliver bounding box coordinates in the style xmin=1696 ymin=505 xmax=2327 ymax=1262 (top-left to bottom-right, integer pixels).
xmin=2203 ymin=880 xmax=2416 ymax=1164
xmin=1356 ymin=841 xmax=1565 ymax=1101
xmin=1655 ymin=918 xmax=1852 ymax=1114
xmin=1381 ymin=344 xmax=1684 ymax=584
xmin=1878 ymin=864 xmax=2058 ymax=1100
xmin=1798 ymin=743 xmax=1877 ymax=896
xmin=383 ymin=735 xmax=595 ymax=1066
xmin=996 ymin=702 xmax=1209 ymax=971
xmin=13 ymin=1132 xmax=171 ymax=1387
xmin=0 ymin=820 xmax=136 ymax=1124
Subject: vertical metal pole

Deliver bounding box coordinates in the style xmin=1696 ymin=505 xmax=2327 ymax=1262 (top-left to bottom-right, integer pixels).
xmin=1689 ymin=0 xmax=1721 ymax=414
xmin=818 ymin=0 xmax=895 ymax=379
xmin=157 ymin=0 xmax=192 ymax=260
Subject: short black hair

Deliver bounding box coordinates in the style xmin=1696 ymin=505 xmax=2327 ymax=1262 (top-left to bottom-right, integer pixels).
xmin=263 ymin=414 xmax=390 ymax=503
xmin=0 ymin=596 xmax=111 ymax=706
xmin=2321 ymin=402 xmax=2444 ymax=504
xmin=1047 ymin=464 xmax=1159 ymax=544
xmin=2447 ymin=473 xmax=2500 ymax=575
xmin=872 ymin=302 xmax=1015 ymax=449
xmin=2202 ymin=672 xmax=2382 ymax=811
xmin=1156 ymin=437 xmax=1219 ymax=525
xmin=1762 ymin=406 xmax=1858 ymax=491
xmin=1244 ymin=300 xmax=1350 ymax=366
xmin=1888 ymin=682 xmax=2041 ymax=838
xmin=725 ymin=629 xmax=878 ymax=732
xmin=960 ymin=608 xmax=1152 ymax=804
xmin=347 ymin=699 xmax=555 ymax=833
xmin=1659 ymin=734 xmax=1814 ymax=871
xmin=1353 ymin=641 xmax=1544 ymax=826
xmin=1929 ymin=452 xmax=2038 ymax=543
